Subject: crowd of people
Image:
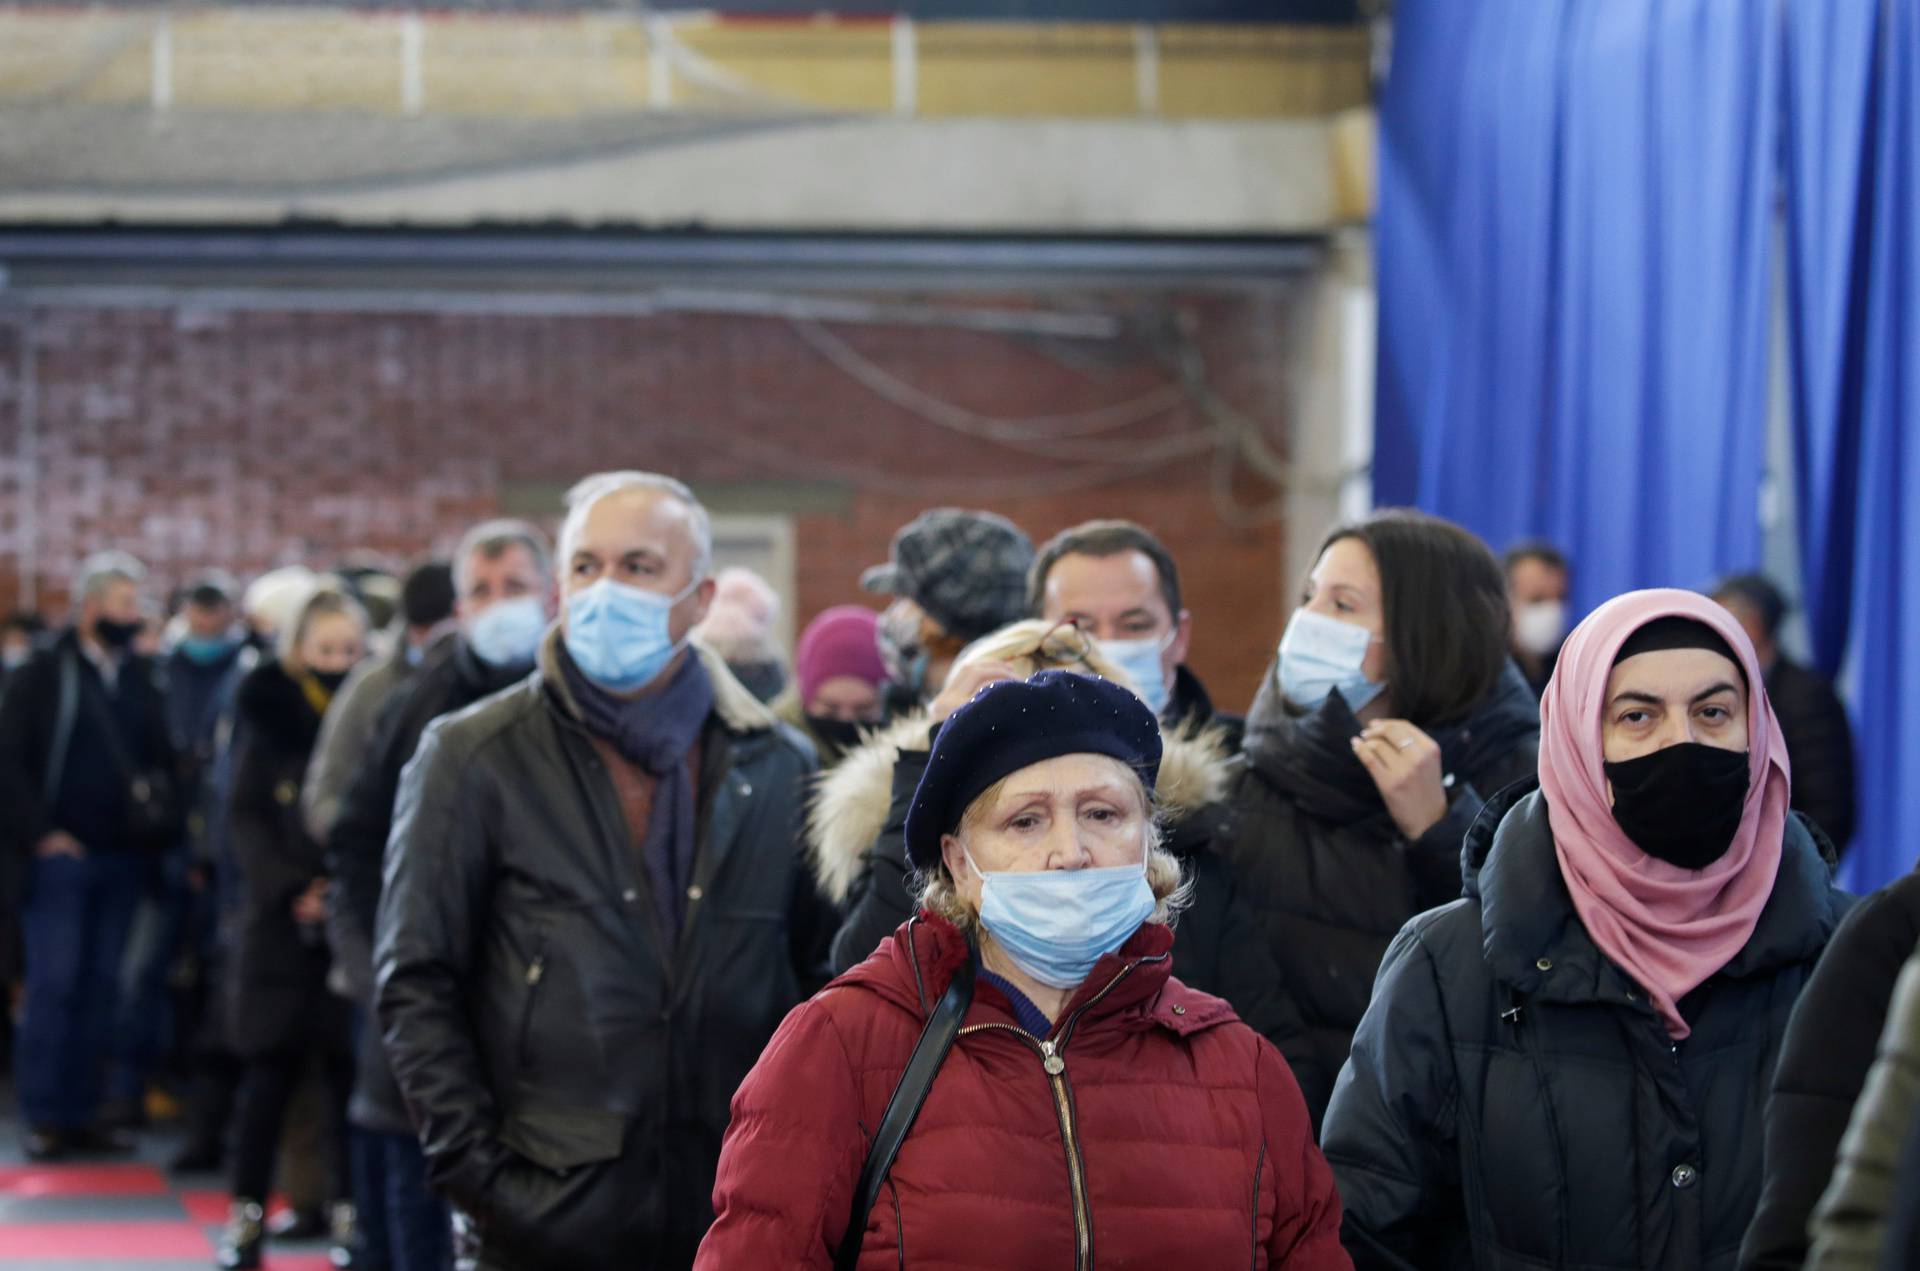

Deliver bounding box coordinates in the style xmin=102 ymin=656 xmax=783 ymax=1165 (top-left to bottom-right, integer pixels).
xmin=0 ymin=468 xmax=1907 ymax=1271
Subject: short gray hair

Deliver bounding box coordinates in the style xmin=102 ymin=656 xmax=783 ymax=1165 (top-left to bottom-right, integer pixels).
xmin=72 ymin=551 xmax=147 ymax=611
xmin=559 ymin=471 xmax=713 ymax=582
xmin=454 ymin=518 xmax=554 ymax=595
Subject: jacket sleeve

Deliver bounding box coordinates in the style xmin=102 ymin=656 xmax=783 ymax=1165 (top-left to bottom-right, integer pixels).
xmin=301 ymin=661 xmax=385 ymax=844
xmin=1255 ymin=1037 xmax=1353 ymax=1269
xmin=1319 ymin=921 xmax=1463 ymax=1271
xmin=1806 ymin=951 xmax=1920 ymax=1271
xmin=326 ymin=690 xmax=419 ymax=1007
xmin=0 ymin=656 xmax=54 ymax=857
xmin=227 ymin=737 xmax=323 ymax=914
xmin=1405 ymin=743 xmax=1538 ymax=912
xmin=695 ymin=997 xmax=867 ymax=1270
xmin=827 ymin=748 xmax=929 ymax=974
xmin=1739 ymin=885 xmax=1920 ymax=1270
xmin=374 ymin=721 xmax=513 ymax=1210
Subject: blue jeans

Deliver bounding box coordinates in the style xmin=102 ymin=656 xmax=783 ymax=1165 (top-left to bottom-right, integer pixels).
xmin=111 ymin=853 xmax=189 ymax=1105
xmin=382 ymin=1130 xmax=451 ymax=1271
xmin=13 ymin=850 xmax=143 ymax=1130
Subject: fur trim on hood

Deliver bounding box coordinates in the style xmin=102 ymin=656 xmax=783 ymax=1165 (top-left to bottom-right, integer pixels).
xmin=535 ymin=626 xmax=779 ymax=735
xmin=807 ymin=710 xmax=1232 ymax=905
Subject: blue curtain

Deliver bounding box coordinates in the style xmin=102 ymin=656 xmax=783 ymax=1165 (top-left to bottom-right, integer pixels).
xmin=1822 ymin=0 xmax=1918 ymax=893
xmin=1374 ymin=0 xmax=1779 ymax=621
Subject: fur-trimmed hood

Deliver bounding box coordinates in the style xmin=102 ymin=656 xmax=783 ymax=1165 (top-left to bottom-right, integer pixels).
xmin=534 ymin=625 xmax=781 ymax=735
xmin=807 ymin=709 xmax=1234 ymax=905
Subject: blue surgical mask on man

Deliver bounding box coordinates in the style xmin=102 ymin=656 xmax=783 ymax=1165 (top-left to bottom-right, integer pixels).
xmin=1099 ymin=632 xmax=1175 ymax=717
xmin=563 ymin=577 xmax=699 ymax=692
xmin=466 ymin=595 xmax=547 ymax=669
xmin=1276 ymin=607 xmax=1386 ymax=713
xmin=178 ymin=634 xmax=238 ymax=667
xmin=966 ymin=847 xmax=1157 ymax=990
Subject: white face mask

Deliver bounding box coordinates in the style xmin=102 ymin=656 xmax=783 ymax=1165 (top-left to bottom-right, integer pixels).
xmin=1098 ymin=631 xmax=1175 ymax=717
xmin=1512 ymin=600 xmax=1568 ymax=657
xmin=1276 ymin=607 xmax=1385 ymax=713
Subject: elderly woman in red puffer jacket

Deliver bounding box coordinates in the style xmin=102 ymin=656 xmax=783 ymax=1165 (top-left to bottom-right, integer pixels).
xmin=695 ymin=670 xmax=1349 ymax=1270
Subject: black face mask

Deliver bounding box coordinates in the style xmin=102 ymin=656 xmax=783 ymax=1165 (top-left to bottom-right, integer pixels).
xmin=1603 ymin=742 xmax=1751 ymax=870
xmin=311 ymin=668 xmax=352 ymax=694
xmin=806 ymin=715 xmax=869 ymax=751
xmin=94 ymin=618 xmax=142 ymax=649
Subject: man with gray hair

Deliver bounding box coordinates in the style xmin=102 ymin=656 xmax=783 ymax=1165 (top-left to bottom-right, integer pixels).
xmin=324 ymin=516 xmax=556 ymax=1271
xmin=0 ymin=551 xmax=178 ymax=1160
xmin=376 ymin=472 xmax=828 ymax=1269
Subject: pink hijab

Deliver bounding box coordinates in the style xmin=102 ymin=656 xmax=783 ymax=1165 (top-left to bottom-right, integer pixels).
xmin=1539 ymin=588 xmax=1791 ymax=1039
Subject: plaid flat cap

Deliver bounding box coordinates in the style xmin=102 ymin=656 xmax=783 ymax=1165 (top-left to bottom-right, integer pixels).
xmin=860 ymin=508 xmax=1035 ymax=643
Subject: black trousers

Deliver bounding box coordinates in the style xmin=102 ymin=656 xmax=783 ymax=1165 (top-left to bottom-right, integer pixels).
xmin=230 ymin=1046 xmax=354 ymax=1206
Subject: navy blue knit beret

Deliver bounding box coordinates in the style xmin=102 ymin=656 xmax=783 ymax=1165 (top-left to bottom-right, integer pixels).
xmin=903 ymin=668 xmax=1162 ymax=870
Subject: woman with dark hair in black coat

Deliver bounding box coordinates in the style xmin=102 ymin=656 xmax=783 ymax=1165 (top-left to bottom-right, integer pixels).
xmin=1220 ymin=509 xmax=1540 ymax=1130
xmin=216 ymin=586 xmax=367 ymax=1271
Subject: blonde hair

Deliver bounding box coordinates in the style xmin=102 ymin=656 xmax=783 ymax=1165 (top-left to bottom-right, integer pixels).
xmin=914 ymin=753 xmax=1192 ymax=935
xmin=948 ymin=618 xmax=1142 ymax=694
xmin=279 ymin=583 xmax=368 ymax=673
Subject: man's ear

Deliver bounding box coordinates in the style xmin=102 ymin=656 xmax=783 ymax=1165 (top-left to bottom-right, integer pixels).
xmin=1168 ymin=609 xmax=1194 ymax=666
xmin=685 ymin=576 xmax=719 ymax=629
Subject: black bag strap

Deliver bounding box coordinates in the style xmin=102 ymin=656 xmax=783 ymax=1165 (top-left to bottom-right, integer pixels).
xmin=833 ymin=946 xmax=975 ymax=1271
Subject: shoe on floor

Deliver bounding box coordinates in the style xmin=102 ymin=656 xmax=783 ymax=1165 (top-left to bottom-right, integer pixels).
xmin=216 ymin=1200 xmax=265 ymax=1271
xmin=64 ymin=1123 xmax=138 ymax=1156
xmin=268 ymin=1206 xmax=329 ymax=1241
xmin=328 ymin=1199 xmax=359 ymax=1269
xmin=22 ymin=1126 xmax=66 ymax=1162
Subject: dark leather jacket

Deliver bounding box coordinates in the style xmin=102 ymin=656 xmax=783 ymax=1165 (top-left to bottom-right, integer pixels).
xmin=374 ymin=633 xmax=829 ymax=1269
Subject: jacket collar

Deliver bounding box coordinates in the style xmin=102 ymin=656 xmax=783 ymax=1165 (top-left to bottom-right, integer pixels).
xmin=534 ymin=625 xmax=777 ymax=737
xmin=1464 ymin=779 xmax=1846 ymax=1005
xmin=837 ymin=913 xmax=1231 ymax=1042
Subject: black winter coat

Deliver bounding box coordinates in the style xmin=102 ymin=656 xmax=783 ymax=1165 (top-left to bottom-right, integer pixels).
xmin=225 ymin=661 xmax=350 ymax=1059
xmin=1738 ymin=868 xmax=1920 ymax=1270
xmin=1322 ymin=781 xmax=1851 ymax=1271
xmin=329 ymin=639 xmax=529 ymax=1135
xmin=373 ymin=637 xmax=829 ymax=1271
xmin=1221 ymin=662 xmax=1540 ymax=1130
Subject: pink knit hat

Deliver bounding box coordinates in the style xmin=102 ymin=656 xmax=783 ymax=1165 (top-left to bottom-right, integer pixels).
xmin=795 ymin=606 xmax=887 ymax=707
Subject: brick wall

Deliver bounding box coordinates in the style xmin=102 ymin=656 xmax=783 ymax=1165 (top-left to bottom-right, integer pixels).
xmin=0 ymin=284 xmax=1304 ymax=710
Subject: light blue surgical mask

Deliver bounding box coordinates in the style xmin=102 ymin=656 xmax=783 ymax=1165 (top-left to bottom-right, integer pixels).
xmin=1277 ymin=607 xmax=1386 ymax=714
xmin=1099 ymin=632 xmax=1175 ymax=717
xmin=563 ymin=577 xmax=698 ymax=692
xmin=178 ymin=634 xmax=238 ymax=667
xmin=466 ymin=595 xmax=547 ymax=669
xmin=967 ymin=847 xmax=1157 ymax=990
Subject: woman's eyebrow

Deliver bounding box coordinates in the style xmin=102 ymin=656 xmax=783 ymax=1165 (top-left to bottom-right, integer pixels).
xmin=1689 ymin=681 xmax=1741 ymax=706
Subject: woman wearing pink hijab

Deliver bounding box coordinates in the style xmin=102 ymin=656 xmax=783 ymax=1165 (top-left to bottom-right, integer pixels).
xmin=1320 ymin=589 xmax=1851 ymax=1271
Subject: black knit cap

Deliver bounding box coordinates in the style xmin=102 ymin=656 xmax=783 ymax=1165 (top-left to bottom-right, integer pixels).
xmin=903 ymin=669 xmax=1162 ymax=871
xmin=1612 ymin=615 xmax=1749 ymax=684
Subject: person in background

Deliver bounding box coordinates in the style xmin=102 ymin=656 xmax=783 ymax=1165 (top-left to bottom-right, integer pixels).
xmin=241 ymin=567 xmax=319 ymax=654
xmin=1322 ymin=591 xmax=1850 ymax=1271
xmin=1504 ymin=539 xmax=1571 ymax=698
xmin=0 ymin=552 xmax=178 ymax=1162
xmin=301 ymin=561 xmax=457 ymax=846
xmin=698 ymin=671 xmax=1350 ymax=1270
xmin=814 ymin=618 xmax=1297 ymax=1045
xmin=217 ymin=584 xmax=369 ymax=1270
xmin=1738 ymin=864 xmax=1920 ymax=1269
xmin=691 ymin=565 xmax=789 ymax=704
xmin=1029 ymin=517 xmax=1244 ymax=748
xmin=333 ymin=559 xmax=402 ymax=661
xmin=1222 ymin=510 xmax=1539 ymax=1131
xmin=159 ymin=573 xmax=255 ymax=1174
xmin=328 ymin=518 xmax=556 ymax=1271
xmin=1712 ymin=572 xmax=1857 ymax=856
xmin=774 ymin=605 xmax=888 ymax=770
xmin=861 ymin=508 xmax=1034 ymax=714
xmin=2 ymin=609 xmax=48 ymax=687
xmin=375 ymin=471 xmax=829 ymax=1269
